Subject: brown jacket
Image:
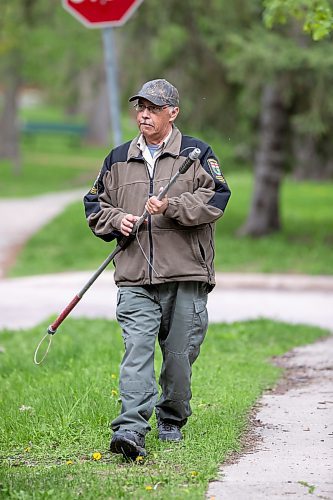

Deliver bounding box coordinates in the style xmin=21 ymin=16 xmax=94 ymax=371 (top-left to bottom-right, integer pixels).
xmin=84 ymin=127 xmax=231 ymax=288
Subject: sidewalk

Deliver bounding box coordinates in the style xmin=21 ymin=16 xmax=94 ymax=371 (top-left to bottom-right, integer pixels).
xmin=1 ymin=271 xmax=333 ymax=331
xmin=207 ymin=336 xmax=333 ymax=499
xmin=0 ymin=189 xmax=86 ymax=279
xmin=0 ymin=192 xmax=332 ymax=499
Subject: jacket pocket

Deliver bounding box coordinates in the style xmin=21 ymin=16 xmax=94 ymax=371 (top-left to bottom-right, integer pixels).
xmin=191 ymin=233 xmax=207 ymax=266
xmin=152 ymin=228 xmax=208 ymax=281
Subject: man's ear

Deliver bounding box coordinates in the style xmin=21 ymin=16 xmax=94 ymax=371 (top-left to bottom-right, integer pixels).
xmin=169 ymin=106 xmax=180 ymax=123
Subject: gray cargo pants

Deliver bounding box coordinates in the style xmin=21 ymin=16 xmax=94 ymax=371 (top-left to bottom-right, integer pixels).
xmin=111 ymin=281 xmax=208 ymax=435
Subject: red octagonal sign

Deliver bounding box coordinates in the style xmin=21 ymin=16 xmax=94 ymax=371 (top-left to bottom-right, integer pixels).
xmin=63 ymin=0 xmax=144 ymax=28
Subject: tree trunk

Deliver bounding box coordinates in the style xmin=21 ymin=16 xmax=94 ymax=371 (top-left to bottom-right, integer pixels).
xmin=86 ymin=77 xmax=110 ymax=146
xmin=292 ymin=133 xmax=322 ymax=180
xmin=0 ymin=55 xmax=22 ymax=175
xmin=78 ymin=65 xmax=110 ymax=146
xmin=292 ymin=132 xmax=333 ymax=180
xmin=238 ymin=82 xmax=289 ymax=237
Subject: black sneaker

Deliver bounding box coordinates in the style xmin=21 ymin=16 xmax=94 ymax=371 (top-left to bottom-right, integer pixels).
xmin=157 ymin=420 xmax=182 ymax=442
xmin=110 ymin=429 xmax=146 ymax=460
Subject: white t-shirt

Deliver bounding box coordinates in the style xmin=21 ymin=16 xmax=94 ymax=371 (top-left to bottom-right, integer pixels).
xmin=137 ymin=129 xmax=173 ymax=178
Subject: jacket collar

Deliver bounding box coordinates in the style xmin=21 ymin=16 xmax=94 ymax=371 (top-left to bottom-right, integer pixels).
xmin=127 ymin=126 xmax=182 ymax=162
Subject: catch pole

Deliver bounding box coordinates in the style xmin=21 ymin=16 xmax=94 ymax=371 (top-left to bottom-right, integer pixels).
xmin=34 ymin=148 xmax=201 ymax=364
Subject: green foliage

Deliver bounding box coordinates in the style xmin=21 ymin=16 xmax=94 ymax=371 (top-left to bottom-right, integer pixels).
xmin=0 ymin=318 xmax=326 ymax=498
xmin=264 ymin=0 xmax=333 ymax=40
xmin=223 ymin=10 xmax=333 ymax=148
xmin=0 ymin=0 xmax=102 ymax=111
xmin=2 ymin=0 xmax=333 ymax=170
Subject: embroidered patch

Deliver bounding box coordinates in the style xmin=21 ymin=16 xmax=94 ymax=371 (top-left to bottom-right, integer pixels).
xmin=90 ymin=169 xmax=101 ymax=195
xmin=207 ymin=158 xmax=225 ymax=183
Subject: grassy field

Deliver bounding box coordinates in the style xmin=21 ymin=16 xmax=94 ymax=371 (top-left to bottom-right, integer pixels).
xmin=0 ymin=318 xmax=327 ymax=499
xmin=0 ymin=106 xmax=138 ymax=198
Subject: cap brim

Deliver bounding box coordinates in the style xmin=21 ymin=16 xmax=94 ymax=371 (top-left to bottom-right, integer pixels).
xmin=128 ymin=93 xmax=166 ymax=106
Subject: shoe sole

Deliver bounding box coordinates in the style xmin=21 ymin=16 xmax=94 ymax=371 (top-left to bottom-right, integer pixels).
xmin=158 ymin=435 xmax=182 ymax=442
xmin=110 ymin=436 xmax=147 ymax=460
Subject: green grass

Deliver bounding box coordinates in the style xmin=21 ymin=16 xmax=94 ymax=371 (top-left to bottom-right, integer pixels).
xmin=0 ymin=108 xmax=138 ymax=198
xmin=0 ymin=318 xmax=327 ymax=499
xmin=0 ymin=141 xmax=108 ymax=198
xmin=8 ymin=172 xmax=333 ymax=277
xmin=217 ymin=174 xmax=333 ymax=274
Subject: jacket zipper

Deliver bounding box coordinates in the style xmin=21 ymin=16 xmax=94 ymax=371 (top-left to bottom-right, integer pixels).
xmin=144 ymin=159 xmax=155 ymax=283
xmin=208 ymin=224 xmax=215 ymax=283
xmin=148 ymin=177 xmax=154 ymax=283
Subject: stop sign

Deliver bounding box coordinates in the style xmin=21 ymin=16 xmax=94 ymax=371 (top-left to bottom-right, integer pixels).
xmin=63 ymin=0 xmax=144 ymax=28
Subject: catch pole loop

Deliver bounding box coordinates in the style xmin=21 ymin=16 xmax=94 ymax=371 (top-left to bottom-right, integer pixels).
xmin=33 ymin=332 xmax=53 ymax=365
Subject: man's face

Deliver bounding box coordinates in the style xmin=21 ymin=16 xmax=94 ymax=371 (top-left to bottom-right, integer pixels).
xmin=135 ymin=98 xmax=179 ymax=144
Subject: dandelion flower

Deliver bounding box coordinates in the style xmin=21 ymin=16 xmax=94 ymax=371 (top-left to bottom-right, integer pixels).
xmin=191 ymin=471 xmax=199 ymax=477
xmin=24 ymin=447 xmax=31 ymax=453
xmin=66 ymin=460 xmax=73 ymax=465
xmin=111 ymin=389 xmax=118 ymax=397
xmin=92 ymin=452 xmax=102 ymax=461
xmin=135 ymin=456 xmax=144 ymax=462
xmin=145 ymin=485 xmax=153 ymax=491
xmin=111 ymin=374 xmax=117 ymax=379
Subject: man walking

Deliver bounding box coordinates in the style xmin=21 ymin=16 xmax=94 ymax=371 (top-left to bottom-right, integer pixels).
xmin=84 ymin=79 xmax=231 ymax=460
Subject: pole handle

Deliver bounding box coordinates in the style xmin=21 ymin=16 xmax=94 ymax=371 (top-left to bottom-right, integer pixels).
xmin=48 ymin=295 xmax=81 ymax=335
xmin=132 ymin=147 xmax=201 ymax=234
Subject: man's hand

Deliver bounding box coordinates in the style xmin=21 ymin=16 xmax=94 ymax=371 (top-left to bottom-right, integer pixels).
xmin=145 ymin=187 xmax=168 ymax=215
xmin=120 ymin=214 xmax=140 ymax=236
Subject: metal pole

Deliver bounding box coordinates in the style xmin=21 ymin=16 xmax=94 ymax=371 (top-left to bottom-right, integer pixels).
xmin=102 ymin=27 xmax=122 ymax=147
xmin=45 ymin=148 xmax=201 ymax=337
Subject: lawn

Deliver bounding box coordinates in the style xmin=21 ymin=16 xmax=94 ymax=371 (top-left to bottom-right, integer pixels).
xmin=0 ymin=318 xmax=327 ymax=499
xmin=0 ymin=107 xmax=138 ymax=198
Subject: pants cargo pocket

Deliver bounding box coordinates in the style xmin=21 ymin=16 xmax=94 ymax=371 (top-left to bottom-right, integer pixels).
xmin=189 ymin=298 xmax=208 ymax=364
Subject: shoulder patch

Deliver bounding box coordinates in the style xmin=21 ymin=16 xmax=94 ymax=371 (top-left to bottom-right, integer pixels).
xmin=89 ymin=169 xmax=102 ymax=195
xmin=207 ymin=158 xmax=225 ymax=183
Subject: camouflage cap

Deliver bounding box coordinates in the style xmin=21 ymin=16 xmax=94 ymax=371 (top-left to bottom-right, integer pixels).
xmin=129 ymin=79 xmax=179 ymax=107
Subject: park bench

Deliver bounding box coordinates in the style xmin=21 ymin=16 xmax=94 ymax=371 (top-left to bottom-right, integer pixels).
xmin=20 ymin=121 xmax=88 ymax=146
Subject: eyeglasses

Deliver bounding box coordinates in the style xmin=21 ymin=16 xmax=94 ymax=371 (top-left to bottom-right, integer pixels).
xmin=134 ymin=103 xmax=169 ymax=114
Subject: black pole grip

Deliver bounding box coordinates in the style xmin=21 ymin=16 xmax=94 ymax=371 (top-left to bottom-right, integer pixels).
xmin=178 ymin=147 xmax=201 ymax=174
xmin=126 ymin=147 xmax=202 ymax=238
xmin=117 ymin=232 xmax=136 ymax=250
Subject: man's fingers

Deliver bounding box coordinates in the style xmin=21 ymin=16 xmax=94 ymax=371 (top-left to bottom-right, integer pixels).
xmin=145 ymin=195 xmax=168 ymax=215
xmin=121 ymin=214 xmax=140 ymax=236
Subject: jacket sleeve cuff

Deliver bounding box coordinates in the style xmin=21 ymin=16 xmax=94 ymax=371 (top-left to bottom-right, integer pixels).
xmin=163 ymin=199 xmax=178 ymax=219
xmin=111 ymin=212 xmax=126 ymax=231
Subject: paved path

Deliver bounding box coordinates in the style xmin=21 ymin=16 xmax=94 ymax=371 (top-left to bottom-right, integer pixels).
xmin=0 ymin=189 xmax=86 ymax=279
xmin=0 ymin=192 xmax=332 ymax=499
xmin=0 ymin=271 xmax=333 ymax=331
xmin=207 ymin=336 xmax=333 ymax=500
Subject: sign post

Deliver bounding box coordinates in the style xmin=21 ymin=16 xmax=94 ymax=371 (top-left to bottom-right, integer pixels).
xmin=62 ymin=0 xmax=144 ymax=146
xmin=102 ymin=27 xmax=121 ymax=147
